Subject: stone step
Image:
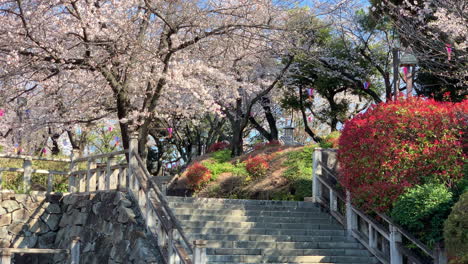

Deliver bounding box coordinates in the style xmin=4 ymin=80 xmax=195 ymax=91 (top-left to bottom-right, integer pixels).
xmin=169 ymin=202 xmax=319 ymax=212
xmin=206 ymin=248 xmax=373 ymax=257
xmin=202 ymin=240 xmax=365 ymax=250
xmin=166 ymin=196 xmax=319 ymax=208
xmin=176 ymin=214 xmax=332 ymax=223
xmin=184 ymin=227 xmax=346 ymax=236
xmin=208 ymin=262 xmax=372 ymax=264
xmin=206 ymin=255 xmax=378 ymax=263
xmin=172 ymin=208 xmax=323 ymax=217
xmin=181 ymin=221 xmax=341 ymax=230
xmin=188 ymin=234 xmax=357 ymax=243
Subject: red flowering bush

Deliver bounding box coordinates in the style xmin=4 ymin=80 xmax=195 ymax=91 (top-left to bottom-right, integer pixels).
xmin=186 ymin=162 xmax=212 ymax=189
xmin=338 ymin=97 xmax=467 ymax=212
xmin=207 ymin=142 xmax=230 ymax=153
xmin=253 ymin=140 xmax=281 ymax=151
xmin=245 ymin=155 xmax=270 ymax=179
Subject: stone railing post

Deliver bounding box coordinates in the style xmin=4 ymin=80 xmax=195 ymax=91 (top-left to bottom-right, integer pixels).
xmin=167 ymin=229 xmax=175 ymax=264
xmin=70 ymin=236 xmax=81 ymax=264
xmin=389 ymin=225 xmax=403 ymax=264
xmin=434 ymin=242 xmax=447 ymax=264
xmin=312 ymin=148 xmax=322 ymax=203
xmin=106 ymin=156 xmax=117 ymax=190
xmin=193 ymin=240 xmax=207 ymax=264
xmin=128 ymin=132 xmax=139 ymax=193
xmin=69 ymin=150 xmax=79 ymax=193
xmin=22 ymin=157 xmax=32 ymax=192
xmin=86 ymin=158 xmax=97 ymax=192
xmin=346 ymin=190 xmax=356 ymax=233
xmin=0 ymin=252 xmax=12 ymax=264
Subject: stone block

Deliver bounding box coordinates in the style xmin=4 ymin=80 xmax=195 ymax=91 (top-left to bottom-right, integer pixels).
xmin=117 ymin=206 xmax=136 ymax=224
xmin=8 ymin=221 xmax=26 ymax=235
xmin=0 ymin=213 xmax=12 ymax=226
xmin=12 ymin=208 xmax=31 ymax=222
xmin=1 ymin=200 xmax=20 ymax=212
xmin=45 ymin=203 xmax=62 ymax=214
xmin=110 ymin=240 xmax=130 ymax=263
xmin=40 ymin=213 xmax=61 ymax=231
xmin=37 ymin=232 xmax=56 ymax=248
xmin=28 ymin=218 xmax=50 ymax=234
xmin=12 ymin=234 xmax=38 ymax=248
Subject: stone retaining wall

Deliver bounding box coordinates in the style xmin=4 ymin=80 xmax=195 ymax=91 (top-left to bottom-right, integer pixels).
xmin=0 ymin=191 xmax=162 ymax=264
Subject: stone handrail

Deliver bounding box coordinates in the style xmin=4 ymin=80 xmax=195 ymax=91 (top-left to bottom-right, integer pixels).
xmin=312 ymin=148 xmax=447 ymax=264
xmin=128 ymin=134 xmax=207 ymax=264
xmin=0 ymin=155 xmax=69 ymax=192
xmin=0 ymin=149 xmax=128 ymax=193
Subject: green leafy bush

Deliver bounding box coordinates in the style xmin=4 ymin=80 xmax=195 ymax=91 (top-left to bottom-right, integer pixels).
xmin=282 ymin=145 xmax=315 ymax=201
xmin=444 ymin=191 xmax=468 ymax=264
xmin=391 ymin=184 xmax=453 ymax=247
xmin=202 ymin=160 xmax=247 ymax=180
xmin=319 ymin=131 xmax=341 ymax=148
xmin=210 ymin=149 xmax=231 ymax=163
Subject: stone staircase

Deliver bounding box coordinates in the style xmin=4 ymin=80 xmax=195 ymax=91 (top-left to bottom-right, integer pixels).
xmin=167 ymin=196 xmax=379 ymax=264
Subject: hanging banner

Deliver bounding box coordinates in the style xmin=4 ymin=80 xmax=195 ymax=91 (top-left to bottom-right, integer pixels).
xmin=402 ymin=67 xmax=408 ymax=81
xmin=0 ymin=109 xmax=4 ymax=117
xmin=445 ymin=44 xmax=452 ymax=61
xmin=363 ymin=81 xmax=371 ymax=90
xmin=167 ymin=128 xmax=173 ymax=138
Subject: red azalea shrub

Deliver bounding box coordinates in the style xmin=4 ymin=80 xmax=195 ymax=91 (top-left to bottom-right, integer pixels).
xmin=245 ymin=155 xmax=270 ymax=179
xmin=186 ymin=162 xmax=212 ymax=189
xmin=338 ymin=97 xmax=467 ymax=212
xmin=207 ymin=142 xmax=230 ymax=153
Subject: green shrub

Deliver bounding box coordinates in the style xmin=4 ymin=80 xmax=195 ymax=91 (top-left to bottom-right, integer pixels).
xmin=391 ymin=184 xmax=453 ymax=247
xmin=319 ymin=131 xmax=341 ymax=148
xmin=210 ymin=149 xmax=231 ymax=163
xmin=281 ymin=145 xmax=316 ymax=201
xmin=444 ymin=191 xmax=468 ymax=264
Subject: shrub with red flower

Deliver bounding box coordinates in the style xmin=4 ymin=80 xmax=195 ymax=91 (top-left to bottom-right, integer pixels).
xmin=338 ymin=97 xmax=467 ymax=212
xmin=207 ymin=142 xmax=230 ymax=153
xmin=245 ymin=155 xmax=270 ymax=179
xmin=186 ymin=162 xmax=212 ymax=189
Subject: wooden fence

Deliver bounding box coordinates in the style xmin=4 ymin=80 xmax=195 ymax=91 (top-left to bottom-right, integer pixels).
xmin=312 ymin=148 xmax=448 ymax=264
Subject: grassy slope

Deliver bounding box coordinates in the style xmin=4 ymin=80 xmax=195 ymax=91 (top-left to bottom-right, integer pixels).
xmin=174 ymin=144 xmax=317 ymax=201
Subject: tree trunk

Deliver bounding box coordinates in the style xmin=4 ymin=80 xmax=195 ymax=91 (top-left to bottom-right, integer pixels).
xmin=298 ymin=87 xmax=322 ymax=143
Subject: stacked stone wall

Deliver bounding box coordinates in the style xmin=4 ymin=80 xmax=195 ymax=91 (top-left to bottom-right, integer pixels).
xmin=0 ymin=191 xmax=162 ymax=264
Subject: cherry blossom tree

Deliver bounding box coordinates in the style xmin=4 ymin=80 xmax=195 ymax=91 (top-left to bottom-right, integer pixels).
xmin=0 ymin=0 xmax=296 ymax=157
xmin=372 ymin=0 xmax=468 ymax=98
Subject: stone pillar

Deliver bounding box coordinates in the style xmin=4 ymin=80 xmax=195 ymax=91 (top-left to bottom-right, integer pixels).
xmin=22 ymin=157 xmax=32 ymax=192
xmin=128 ymin=132 xmax=139 ymax=193
xmin=193 ymin=240 xmax=207 ymax=264
xmin=69 ymin=150 xmax=80 ymax=193
xmin=346 ymin=191 xmax=356 ymax=233
xmin=389 ymin=225 xmax=403 ymax=264
xmin=312 ymin=148 xmax=322 ymax=203
xmin=70 ymin=236 xmax=80 ymax=264
xmin=0 ymin=252 xmax=12 ymax=264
